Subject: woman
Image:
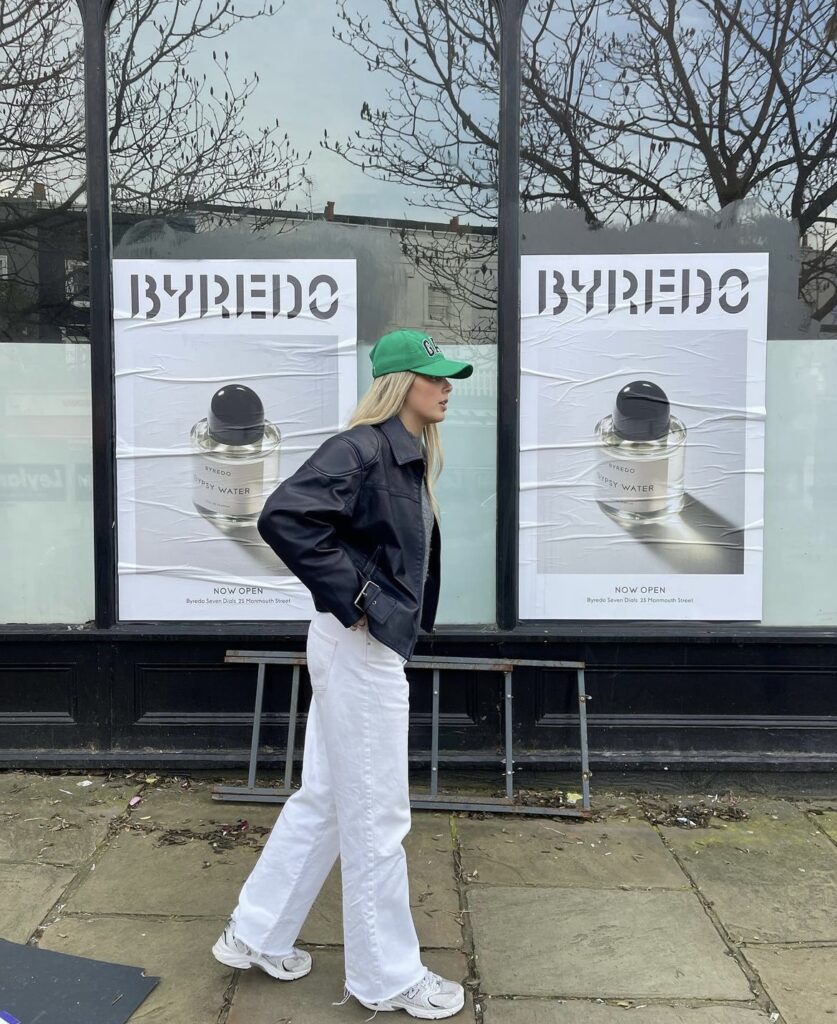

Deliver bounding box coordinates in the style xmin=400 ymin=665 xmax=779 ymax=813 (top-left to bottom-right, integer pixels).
xmin=212 ymin=329 xmax=473 ymax=1019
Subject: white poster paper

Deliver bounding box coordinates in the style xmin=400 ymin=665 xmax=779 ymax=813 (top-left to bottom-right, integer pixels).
xmin=519 ymin=253 xmax=768 ymax=620
xmin=114 ymin=258 xmax=357 ymax=621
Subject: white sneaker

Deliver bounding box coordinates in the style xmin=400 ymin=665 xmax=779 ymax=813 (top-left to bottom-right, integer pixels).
xmin=211 ymin=921 xmax=312 ymax=980
xmin=356 ymin=968 xmax=465 ymax=1019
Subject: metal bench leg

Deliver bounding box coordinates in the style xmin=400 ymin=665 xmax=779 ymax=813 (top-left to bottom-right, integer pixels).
xmin=577 ymin=667 xmax=591 ymax=810
xmin=504 ymin=670 xmax=514 ymax=800
xmin=430 ymin=668 xmax=440 ymax=797
xmin=213 ymin=660 xmax=300 ymax=803
xmin=246 ymin=661 xmax=266 ymax=790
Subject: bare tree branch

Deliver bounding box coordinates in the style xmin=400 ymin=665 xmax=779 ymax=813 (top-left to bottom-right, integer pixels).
xmin=330 ymin=0 xmax=836 ymax=325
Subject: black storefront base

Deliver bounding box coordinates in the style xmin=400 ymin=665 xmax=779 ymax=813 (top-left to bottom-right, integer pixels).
xmin=1 ymin=624 xmax=835 ymax=772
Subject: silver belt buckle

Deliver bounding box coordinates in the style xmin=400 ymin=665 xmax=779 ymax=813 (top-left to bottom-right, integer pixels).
xmin=354 ymin=579 xmax=381 ymax=610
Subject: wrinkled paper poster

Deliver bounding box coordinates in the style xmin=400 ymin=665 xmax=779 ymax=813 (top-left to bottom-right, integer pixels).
xmin=114 ymin=258 xmax=357 ymax=620
xmin=519 ymin=252 xmax=768 ymax=620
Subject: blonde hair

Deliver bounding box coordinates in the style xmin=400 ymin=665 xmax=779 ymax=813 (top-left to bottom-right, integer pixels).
xmin=346 ymin=371 xmax=443 ymax=520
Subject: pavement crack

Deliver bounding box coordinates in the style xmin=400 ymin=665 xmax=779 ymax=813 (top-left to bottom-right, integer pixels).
xmin=28 ymin=782 xmax=148 ymax=947
xmin=650 ymin=816 xmax=785 ymax=1022
xmin=451 ymin=812 xmax=486 ymax=1024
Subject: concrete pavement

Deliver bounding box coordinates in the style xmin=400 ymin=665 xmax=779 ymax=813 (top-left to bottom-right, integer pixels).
xmin=0 ymin=769 xmax=835 ymax=1023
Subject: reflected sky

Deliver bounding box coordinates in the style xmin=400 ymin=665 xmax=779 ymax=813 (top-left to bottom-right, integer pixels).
xmin=108 ymin=0 xmax=499 ymax=223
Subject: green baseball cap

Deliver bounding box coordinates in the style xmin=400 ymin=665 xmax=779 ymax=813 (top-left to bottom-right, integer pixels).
xmin=369 ymin=329 xmax=474 ymax=379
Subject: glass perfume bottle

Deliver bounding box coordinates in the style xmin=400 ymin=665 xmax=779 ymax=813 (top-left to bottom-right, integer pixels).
xmin=190 ymin=383 xmax=281 ymax=528
xmin=594 ymin=380 xmax=686 ymax=522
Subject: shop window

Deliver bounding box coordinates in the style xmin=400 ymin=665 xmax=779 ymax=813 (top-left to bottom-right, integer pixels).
xmin=64 ymin=259 xmax=89 ymax=309
xmin=427 ymin=286 xmax=452 ymax=325
xmin=0 ymin=1 xmax=94 ymax=624
xmin=107 ymin=0 xmax=499 ymax=626
xmin=519 ymin=0 xmax=837 ymax=626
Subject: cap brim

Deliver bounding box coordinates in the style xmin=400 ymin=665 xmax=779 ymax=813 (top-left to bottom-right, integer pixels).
xmin=415 ymin=359 xmax=473 ymax=379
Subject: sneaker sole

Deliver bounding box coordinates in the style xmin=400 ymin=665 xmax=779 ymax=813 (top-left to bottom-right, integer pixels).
xmin=211 ymin=938 xmax=311 ymax=981
xmin=355 ymin=994 xmax=465 ymax=1019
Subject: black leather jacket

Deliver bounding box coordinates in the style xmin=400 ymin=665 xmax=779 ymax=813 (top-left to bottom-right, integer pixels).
xmin=257 ymin=413 xmax=440 ymax=662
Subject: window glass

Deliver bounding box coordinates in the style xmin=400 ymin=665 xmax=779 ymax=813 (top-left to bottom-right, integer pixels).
xmin=762 ymin=340 xmax=837 ymax=625
xmin=0 ymin=1 xmax=94 ymax=623
xmin=108 ymin=0 xmax=498 ymax=625
xmin=520 ymin=0 xmax=836 ymax=625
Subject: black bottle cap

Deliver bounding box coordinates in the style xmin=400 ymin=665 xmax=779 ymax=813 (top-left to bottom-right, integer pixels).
xmin=207 ymin=384 xmax=265 ymax=445
xmin=612 ymin=380 xmax=671 ymax=441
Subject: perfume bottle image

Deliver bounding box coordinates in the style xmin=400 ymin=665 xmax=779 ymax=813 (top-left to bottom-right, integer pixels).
xmin=594 ymin=380 xmax=686 ymax=522
xmin=190 ymin=383 xmax=281 ymax=528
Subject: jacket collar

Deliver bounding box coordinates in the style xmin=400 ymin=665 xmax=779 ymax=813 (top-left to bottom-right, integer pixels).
xmin=378 ymin=413 xmax=425 ymax=466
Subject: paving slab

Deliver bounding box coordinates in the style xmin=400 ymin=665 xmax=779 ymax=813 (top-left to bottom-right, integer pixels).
xmin=660 ymin=798 xmax=837 ymax=882
xmin=226 ymin=945 xmax=471 ymax=1023
xmin=481 ymin=999 xmax=773 ymax=1023
xmin=694 ymin=880 xmax=837 ymax=943
xmin=660 ymin=798 xmax=837 ymax=941
xmin=804 ymin=807 xmax=837 ymax=843
xmin=404 ymin=813 xmax=462 ymax=948
xmin=38 ymin=914 xmax=228 ymax=1024
xmin=0 ymin=771 xmax=137 ymax=806
xmin=0 ymin=773 xmax=137 ymax=865
xmin=0 ymin=862 xmax=75 ymax=943
xmin=0 ymin=808 xmax=112 ymax=867
xmin=63 ymin=829 xmax=258 ymax=918
xmin=128 ymin=777 xmax=286 ymax=833
xmin=62 ymin=813 xmax=461 ymax=950
xmin=456 ymin=818 xmax=687 ymax=889
xmin=293 ymin=860 xmax=343 ymax=946
xmin=467 ymin=886 xmax=752 ymax=1001
xmin=742 ymin=944 xmax=837 ymax=1024
xmin=287 ymin=814 xmax=462 ymax=949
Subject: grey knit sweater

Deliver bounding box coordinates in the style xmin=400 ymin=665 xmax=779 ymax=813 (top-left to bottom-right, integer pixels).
xmin=410 ymin=431 xmax=435 ymax=611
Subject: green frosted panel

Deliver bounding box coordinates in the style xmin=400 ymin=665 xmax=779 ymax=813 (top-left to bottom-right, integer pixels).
xmin=763 ymin=340 xmax=837 ymax=625
xmin=0 ymin=344 xmax=95 ymax=623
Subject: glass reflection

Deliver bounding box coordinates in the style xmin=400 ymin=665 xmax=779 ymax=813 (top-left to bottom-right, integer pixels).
xmin=0 ymin=1 xmax=94 ymax=623
xmin=0 ymin=1 xmax=88 ymax=344
xmin=520 ymin=0 xmax=837 ymax=627
xmin=107 ymin=0 xmax=499 ymax=624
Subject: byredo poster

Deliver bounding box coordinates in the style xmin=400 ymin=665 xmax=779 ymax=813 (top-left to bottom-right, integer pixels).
xmin=114 ymin=258 xmax=357 ymax=621
xmin=519 ymin=253 xmax=768 ymax=620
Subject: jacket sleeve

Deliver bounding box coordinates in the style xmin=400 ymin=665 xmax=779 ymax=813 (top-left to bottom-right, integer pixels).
xmin=257 ymin=433 xmax=367 ymax=627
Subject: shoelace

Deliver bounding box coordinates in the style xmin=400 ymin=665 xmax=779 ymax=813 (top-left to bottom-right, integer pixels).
xmin=333 ymin=983 xmax=383 ymax=1022
xmin=332 ymin=984 xmax=352 ymax=1007
xmin=402 ymin=969 xmax=440 ymax=1001
xmin=231 ymin=927 xmax=297 ymax=966
xmin=333 ymin=972 xmax=441 ymax=1023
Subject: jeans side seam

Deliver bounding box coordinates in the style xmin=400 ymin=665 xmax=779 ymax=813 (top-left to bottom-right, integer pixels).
xmin=362 ymin=664 xmax=385 ymax=997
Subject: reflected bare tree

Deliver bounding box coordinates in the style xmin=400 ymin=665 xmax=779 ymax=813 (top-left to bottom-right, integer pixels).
xmin=0 ymin=1 xmax=86 ymax=339
xmin=0 ymin=1 xmax=84 ymax=217
xmin=326 ymin=0 xmax=500 ymax=342
xmin=0 ymin=0 xmax=302 ymax=340
xmin=108 ymin=0 xmax=303 ymax=217
xmin=328 ymin=0 xmax=837 ymax=327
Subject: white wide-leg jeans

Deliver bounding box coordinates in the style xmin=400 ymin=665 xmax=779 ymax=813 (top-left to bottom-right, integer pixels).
xmin=231 ymin=609 xmax=427 ymax=1004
